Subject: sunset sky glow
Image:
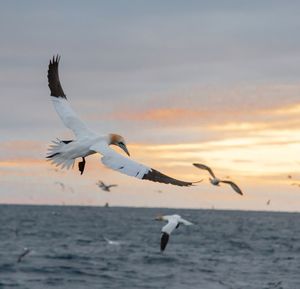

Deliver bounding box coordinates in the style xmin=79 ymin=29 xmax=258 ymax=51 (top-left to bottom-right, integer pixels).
xmin=1 ymin=1 xmax=300 ymax=211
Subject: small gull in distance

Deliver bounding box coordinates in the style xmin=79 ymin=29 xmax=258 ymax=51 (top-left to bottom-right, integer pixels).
xmin=97 ymin=180 xmax=118 ymax=192
xmin=54 ymin=181 xmax=74 ymax=193
xmin=193 ymin=163 xmax=243 ymax=196
xmin=17 ymin=248 xmax=31 ymax=263
xmin=155 ymin=214 xmax=193 ymax=252
xmin=54 ymin=181 xmax=65 ymax=191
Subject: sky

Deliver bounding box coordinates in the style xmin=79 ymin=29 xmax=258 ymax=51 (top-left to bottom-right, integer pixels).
xmin=1 ymin=0 xmax=300 ymax=211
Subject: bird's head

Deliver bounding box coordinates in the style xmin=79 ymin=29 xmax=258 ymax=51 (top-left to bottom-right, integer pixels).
xmin=109 ymin=134 xmax=130 ymax=156
xmin=155 ymin=215 xmax=165 ymax=221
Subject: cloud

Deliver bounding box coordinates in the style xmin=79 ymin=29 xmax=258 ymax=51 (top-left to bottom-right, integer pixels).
xmin=106 ymin=84 xmax=300 ymax=129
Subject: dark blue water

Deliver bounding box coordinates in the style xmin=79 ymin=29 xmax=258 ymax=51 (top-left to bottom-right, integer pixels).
xmin=0 ymin=205 xmax=299 ymax=289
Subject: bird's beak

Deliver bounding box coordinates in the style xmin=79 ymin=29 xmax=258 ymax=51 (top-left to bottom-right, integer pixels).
xmin=119 ymin=143 xmax=130 ymax=157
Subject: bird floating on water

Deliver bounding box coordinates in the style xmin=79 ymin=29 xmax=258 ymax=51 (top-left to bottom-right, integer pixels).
xmin=155 ymin=214 xmax=193 ymax=252
xmin=46 ymin=55 xmax=198 ymax=187
xmin=193 ymin=163 xmax=243 ymax=195
xmin=97 ymin=180 xmax=118 ymax=192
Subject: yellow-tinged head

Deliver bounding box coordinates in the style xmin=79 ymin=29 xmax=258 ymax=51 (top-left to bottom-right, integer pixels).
xmin=155 ymin=215 xmax=164 ymax=221
xmin=109 ymin=134 xmax=130 ymax=156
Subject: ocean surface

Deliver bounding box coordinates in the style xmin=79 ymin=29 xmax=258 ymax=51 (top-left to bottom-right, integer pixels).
xmin=0 ymin=205 xmax=299 ymax=289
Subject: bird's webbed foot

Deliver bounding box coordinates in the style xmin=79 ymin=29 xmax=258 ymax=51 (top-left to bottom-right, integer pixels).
xmin=78 ymin=157 xmax=86 ymax=175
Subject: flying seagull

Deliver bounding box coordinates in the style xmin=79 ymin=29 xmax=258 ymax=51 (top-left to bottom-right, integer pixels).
xmin=46 ymin=55 xmax=197 ymax=186
xmin=54 ymin=181 xmax=65 ymax=191
xmin=155 ymin=214 xmax=193 ymax=252
xmin=193 ymin=163 xmax=243 ymax=195
xmin=97 ymin=180 xmax=118 ymax=192
xmin=17 ymin=248 xmax=31 ymax=263
xmin=54 ymin=181 xmax=74 ymax=193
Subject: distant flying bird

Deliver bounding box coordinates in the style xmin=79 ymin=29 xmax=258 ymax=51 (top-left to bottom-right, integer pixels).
xmin=97 ymin=180 xmax=118 ymax=192
xmin=46 ymin=55 xmax=198 ymax=187
xmin=288 ymin=175 xmax=292 ymax=179
xmin=155 ymin=214 xmax=193 ymax=252
xmin=17 ymin=248 xmax=31 ymax=263
xmin=266 ymin=199 xmax=271 ymax=206
xmin=291 ymin=183 xmax=300 ymax=187
xmin=54 ymin=181 xmax=65 ymax=191
xmin=193 ymin=163 xmax=243 ymax=196
xmin=54 ymin=181 xmax=74 ymax=193
xmin=68 ymin=186 xmax=74 ymax=194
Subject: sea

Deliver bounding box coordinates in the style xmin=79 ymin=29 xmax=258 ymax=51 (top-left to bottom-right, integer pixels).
xmin=0 ymin=205 xmax=299 ymax=289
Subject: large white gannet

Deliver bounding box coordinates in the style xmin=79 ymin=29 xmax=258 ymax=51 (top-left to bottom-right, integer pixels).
xmin=193 ymin=163 xmax=243 ymax=195
xmin=155 ymin=214 xmax=193 ymax=251
xmin=46 ymin=55 xmax=196 ymax=186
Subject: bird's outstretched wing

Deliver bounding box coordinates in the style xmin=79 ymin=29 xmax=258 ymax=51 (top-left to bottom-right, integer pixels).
xmin=97 ymin=180 xmax=105 ymax=186
xmin=220 ymin=180 xmax=243 ymax=195
xmin=17 ymin=248 xmax=31 ymax=263
xmin=193 ymin=163 xmax=216 ymax=178
xmin=47 ymin=55 xmax=95 ymax=138
xmin=90 ymin=144 xmax=195 ymax=187
xmin=179 ymin=217 xmax=193 ymax=226
xmin=108 ymin=184 xmax=118 ymax=188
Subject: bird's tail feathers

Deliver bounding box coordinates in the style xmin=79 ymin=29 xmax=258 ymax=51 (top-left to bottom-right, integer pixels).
xmin=46 ymin=139 xmax=75 ymax=170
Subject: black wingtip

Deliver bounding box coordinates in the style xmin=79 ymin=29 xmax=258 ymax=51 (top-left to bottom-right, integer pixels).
xmin=142 ymin=169 xmax=193 ymax=187
xmin=50 ymin=54 xmax=61 ymax=65
xmin=160 ymin=232 xmax=169 ymax=251
xmin=48 ymin=54 xmax=66 ymax=99
xmin=46 ymin=152 xmax=60 ymax=159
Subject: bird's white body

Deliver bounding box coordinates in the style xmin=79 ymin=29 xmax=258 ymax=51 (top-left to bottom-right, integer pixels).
xmin=48 ymin=135 xmax=108 ymax=169
xmin=161 ymin=214 xmax=193 ymax=234
xmin=210 ymin=177 xmax=220 ymax=186
xmin=156 ymin=214 xmax=193 ymax=251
